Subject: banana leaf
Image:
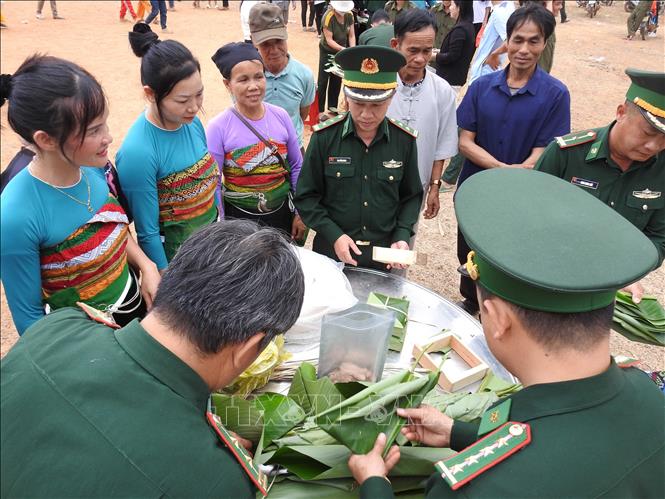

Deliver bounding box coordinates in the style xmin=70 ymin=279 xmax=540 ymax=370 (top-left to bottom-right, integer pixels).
xmin=477 ymin=371 xmax=522 ymax=398
xmin=421 ymin=390 xmax=500 ymax=423
xmin=288 ymin=362 xmax=346 ymax=415
xmin=254 ymin=393 xmax=306 ymax=448
xmin=367 ymin=292 xmax=410 ymax=352
xmin=263 ymin=444 xmax=454 ymax=481
xmin=444 ymin=392 xmax=499 ymax=421
xmin=316 ymin=371 xmax=440 ymax=455
xmin=616 ymin=292 xmax=665 ymax=323
xmin=211 ymin=393 xmax=264 ymax=444
xmin=273 ymin=428 xmax=338 ymax=448
xmin=613 ymin=310 xmax=665 ymax=346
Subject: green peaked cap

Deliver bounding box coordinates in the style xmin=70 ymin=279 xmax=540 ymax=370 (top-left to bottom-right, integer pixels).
xmin=335 ymin=45 xmax=406 ymax=102
xmin=625 ymin=68 xmax=665 ymax=133
xmin=455 ymin=169 xmax=658 ymax=313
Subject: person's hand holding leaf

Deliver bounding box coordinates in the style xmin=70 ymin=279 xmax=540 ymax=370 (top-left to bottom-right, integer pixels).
xmin=348 ymin=433 xmax=400 ymax=485
xmin=397 ymin=405 xmax=453 ymax=447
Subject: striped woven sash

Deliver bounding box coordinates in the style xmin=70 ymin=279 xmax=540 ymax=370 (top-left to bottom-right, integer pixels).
xmin=223 ymin=141 xmax=290 ymax=212
xmin=157 ymin=152 xmax=219 ymax=223
xmin=40 ymin=195 xmax=130 ymax=309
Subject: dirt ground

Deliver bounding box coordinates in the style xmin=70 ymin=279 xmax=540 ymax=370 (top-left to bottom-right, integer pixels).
xmin=1 ymin=1 xmax=663 ymax=368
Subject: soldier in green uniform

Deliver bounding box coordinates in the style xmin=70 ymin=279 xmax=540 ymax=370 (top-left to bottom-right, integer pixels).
xmin=1 ymin=220 xmax=305 ymax=498
xmin=626 ymin=0 xmax=652 ymax=39
xmin=294 ymin=45 xmax=423 ymax=270
xmin=347 ymin=169 xmax=664 ymax=498
xmin=431 ymin=0 xmax=455 ymax=53
xmin=535 ymin=69 xmax=664 ymax=300
xmin=385 ymin=0 xmax=417 ymax=24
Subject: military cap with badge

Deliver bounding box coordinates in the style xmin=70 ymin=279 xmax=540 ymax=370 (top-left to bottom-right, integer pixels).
xmin=457 ymin=169 xmax=658 ymax=314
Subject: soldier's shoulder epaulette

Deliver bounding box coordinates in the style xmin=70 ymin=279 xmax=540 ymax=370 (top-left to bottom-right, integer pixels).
xmin=555 ymin=129 xmax=597 ymax=149
xmin=312 ymin=113 xmax=346 ymax=132
xmin=435 ymin=422 xmax=532 ymax=491
xmin=387 ymin=117 xmax=418 ymax=138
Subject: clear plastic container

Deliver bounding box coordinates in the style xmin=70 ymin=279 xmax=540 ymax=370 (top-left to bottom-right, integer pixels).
xmin=318 ymin=303 xmax=396 ymax=383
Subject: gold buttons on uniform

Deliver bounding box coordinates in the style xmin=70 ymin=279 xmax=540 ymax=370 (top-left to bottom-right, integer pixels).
xmin=363 ymin=226 xmax=367 ymax=231
xmin=643 ymin=204 xmax=648 ymax=211
xmin=336 ymin=172 xmax=341 ymax=178
xmin=364 ymin=175 xmax=368 ymax=180
xmin=363 ymin=201 xmax=368 ymax=207
xmin=389 ymin=175 xmax=394 ymax=181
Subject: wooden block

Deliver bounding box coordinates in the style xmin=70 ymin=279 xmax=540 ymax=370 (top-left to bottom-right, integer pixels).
xmin=372 ymin=246 xmax=428 ymax=266
xmin=413 ymin=332 xmax=489 ymax=392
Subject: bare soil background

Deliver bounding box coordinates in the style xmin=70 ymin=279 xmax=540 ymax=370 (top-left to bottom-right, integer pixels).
xmin=1 ymin=0 xmax=663 ymax=369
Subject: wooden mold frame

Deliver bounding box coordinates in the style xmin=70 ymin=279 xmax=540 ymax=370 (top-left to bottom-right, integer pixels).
xmin=413 ymin=332 xmax=489 ymax=392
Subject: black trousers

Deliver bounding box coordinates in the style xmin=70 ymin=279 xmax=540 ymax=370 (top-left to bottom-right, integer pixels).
xmin=301 ymin=0 xmax=315 ymax=27
xmin=560 ymin=0 xmax=567 ymax=22
xmin=318 ymin=46 xmax=342 ymax=112
xmin=314 ymin=1 xmax=326 ymax=34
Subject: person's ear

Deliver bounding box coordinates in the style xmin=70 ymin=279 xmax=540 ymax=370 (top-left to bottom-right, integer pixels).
xmin=390 ymin=37 xmax=398 ymax=50
xmin=143 ymin=85 xmax=156 ymax=103
xmin=482 ymin=297 xmax=513 ymax=342
xmin=32 ymin=130 xmax=59 ymax=152
xmin=615 ymin=102 xmax=628 ymax=123
xmin=231 ymin=332 xmax=266 ymax=370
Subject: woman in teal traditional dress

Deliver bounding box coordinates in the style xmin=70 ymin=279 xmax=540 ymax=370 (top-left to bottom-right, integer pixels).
xmin=0 ymin=55 xmax=160 ymax=334
xmin=116 ymin=24 xmax=220 ymax=272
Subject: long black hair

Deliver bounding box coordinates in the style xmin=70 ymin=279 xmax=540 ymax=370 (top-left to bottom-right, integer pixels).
xmin=453 ymin=0 xmax=474 ymax=25
xmin=128 ymin=23 xmax=201 ymax=124
xmin=0 ymin=55 xmax=106 ymax=162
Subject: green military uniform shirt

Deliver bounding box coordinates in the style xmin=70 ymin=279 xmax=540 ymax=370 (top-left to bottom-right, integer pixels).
xmin=431 ymin=2 xmax=456 ymax=52
xmin=1 ymin=308 xmax=256 ymax=498
xmin=360 ymin=359 xmax=665 ymax=498
xmin=385 ymin=0 xmax=416 ymax=23
xmin=535 ymin=123 xmax=665 ymax=266
xmin=294 ymin=112 xmax=423 ymax=266
xmin=358 ymin=23 xmax=395 ymax=48
xmin=538 ymin=30 xmax=556 ymax=73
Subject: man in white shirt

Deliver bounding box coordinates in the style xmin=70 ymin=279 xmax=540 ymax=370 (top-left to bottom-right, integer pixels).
xmin=388 ymin=8 xmax=458 ymax=223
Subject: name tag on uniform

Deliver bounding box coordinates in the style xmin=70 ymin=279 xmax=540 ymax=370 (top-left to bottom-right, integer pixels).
xmin=571 ymin=177 xmax=598 ymax=190
xmin=632 ymin=189 xmax=661 ymax=199
xmin=383 ymin=159 xmax=402 ymax=168
xmin=328 ymin=156 xmax=351 ymax=165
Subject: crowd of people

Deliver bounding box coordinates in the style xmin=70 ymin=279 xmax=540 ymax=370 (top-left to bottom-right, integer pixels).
xmin=0 ymin=0 xmax=664 ymax=497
